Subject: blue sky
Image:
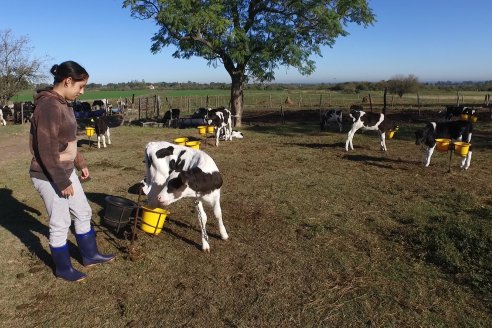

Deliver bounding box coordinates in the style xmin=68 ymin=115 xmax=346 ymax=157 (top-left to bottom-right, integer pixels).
xmin=2 ymin=0 xmax=491 ymax=84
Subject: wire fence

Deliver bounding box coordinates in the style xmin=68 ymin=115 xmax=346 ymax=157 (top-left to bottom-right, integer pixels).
xmin=126 ymin=91 xmax=491 ymax=118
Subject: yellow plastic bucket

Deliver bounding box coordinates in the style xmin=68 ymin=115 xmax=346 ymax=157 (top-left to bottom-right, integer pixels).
xmin=470 ymin=116 xmax=478 ymax=123
xmin=435 ymin=138 xmax=451 ymax=152
xmin=460 ymin=114 xmax=469 ymax=121
xmin=197 ymin=126 xmax=206 ymax=135
xmin=173 ymin=137 xmax=189 ymax=145
xmin=206 ymin=125 xmax=215 ymax=134
xmin=387 ymin=130 xmax=395 ymax=139
xmin=140 ymin=206 xmax=169 ymax=235
xmin=85 ymin=127 xmax=95 ymax=137
xmin=454 ymin=142 xmax=471 ymax=157
xmin=185 ymin=141 xmax=201 ymax=149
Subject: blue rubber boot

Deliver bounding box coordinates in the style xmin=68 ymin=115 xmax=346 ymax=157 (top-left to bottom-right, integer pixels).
xmin=75 ymin=228 xmax=115 ymax=266
xmin=50 ymin=244 xmax=87 ymax=282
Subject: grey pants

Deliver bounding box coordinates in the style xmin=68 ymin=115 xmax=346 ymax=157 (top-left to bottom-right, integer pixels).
xmin=31 ymin=171 xmax=92 ymax=247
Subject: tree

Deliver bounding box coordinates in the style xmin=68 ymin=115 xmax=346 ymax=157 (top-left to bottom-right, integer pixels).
xmin=123 ymin=0 xmax=376 ymax=126
xmin=0 ymin=29 xmax=45 ymax=106
xmin=386 ymin=74 xmax=420 ymax=98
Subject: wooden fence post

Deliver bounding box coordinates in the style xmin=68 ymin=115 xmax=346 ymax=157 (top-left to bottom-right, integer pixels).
xmin=138 ymin=98 xmax=141 ymax=120
xmin=368 ymin=93 xmax=373 ymax=112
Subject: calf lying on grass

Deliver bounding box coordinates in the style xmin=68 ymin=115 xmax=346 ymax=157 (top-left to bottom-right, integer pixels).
xmin=142 ymin=141 xmax=229 ymax=252
xmin=220 ymin=130 xmax=244 ymax=140
xmin=415 ymin=120 xmax=473 ymax=169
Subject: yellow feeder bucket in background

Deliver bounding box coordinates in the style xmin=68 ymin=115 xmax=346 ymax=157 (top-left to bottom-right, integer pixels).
xmin=460 ymin=114 xmax=469 ymax=121
xmin=185 ymin=141 xmax=201 ymax=149
xmin=435 ymin=138 xmax=451 ymax=152
xmin=206 ymin=125 xmax=215 ymax=134
xmin=453 ymin=142 xmax=471 ymax=157
xmin=387 ymin=130 xmax=395 ymax=139
xmin=140 ymin=206 xmax=169 ymax=235
xmin=173 ymin=137 xmax=189 ymax=145
xmin=85 ymin=127 xmax=95 ymax=137
xmin=197 ymin=126 xmax=206 ymax=135
xmin=470 ymin=116 xmax=478 ymax=123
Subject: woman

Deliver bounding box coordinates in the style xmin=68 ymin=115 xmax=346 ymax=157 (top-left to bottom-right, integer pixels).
xmin=30 ymin=61 xmax=114 ymax=282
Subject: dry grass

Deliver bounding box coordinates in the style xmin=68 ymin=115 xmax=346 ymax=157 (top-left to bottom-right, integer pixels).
xmin=0 ymin=108 xmax=491 ymax=327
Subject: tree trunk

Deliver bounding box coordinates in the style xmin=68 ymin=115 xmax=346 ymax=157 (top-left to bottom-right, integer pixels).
xmin=230 ymin=74 xmax=244 ymax=127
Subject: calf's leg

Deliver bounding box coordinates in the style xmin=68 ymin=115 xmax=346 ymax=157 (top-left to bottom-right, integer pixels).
xmin=460 ymin=151 xmax=472 ymax=170
xmin=106 ymin=129 xmax=111 ymax=145
xmin=380 ymin=131 xmax=387 ymax=151
xmin=196 ymin=201 xmax=210 ymax=252
xmin=423 ymin=146 xmax=435 ymax=167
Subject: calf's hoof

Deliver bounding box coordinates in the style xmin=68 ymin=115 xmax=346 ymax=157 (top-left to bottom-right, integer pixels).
xmin=201 ymin=241 xmax=211 ymax=252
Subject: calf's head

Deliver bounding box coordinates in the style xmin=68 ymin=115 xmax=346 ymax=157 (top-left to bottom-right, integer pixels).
xmin=156 ymin=167 xmax=223 ymax=206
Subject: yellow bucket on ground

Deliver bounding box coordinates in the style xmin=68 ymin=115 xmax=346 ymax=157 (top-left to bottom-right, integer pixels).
xmin=206 ymin=125 xmax=215 ymax=134
xmin=470 ymin=116 xmax=478 ymax=123
xmin=140 ymin=206 xmax=169 ymax=235
xmin=185 ymin=141 xmax=201 ymax=149
xmin=85 ymin=127 xmax=95 ymax=137
xmin=387 ymin=130 xmax=395 ymax=139
xmin=454 ymin=142 xmax=471 ymax=157
xmin=460 ymin=114 xmax=469 ymax=121
xmin=197 ymin=126 xmax=206 ymax=135
xmin=174 ymin=137 xmax=189 ymax=145
xmin=435 ymin=138 xmax=451 ymax=152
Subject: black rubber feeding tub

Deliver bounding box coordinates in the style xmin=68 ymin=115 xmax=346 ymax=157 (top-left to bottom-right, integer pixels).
xmin=103 ymin=195 xmax=138 ymax=230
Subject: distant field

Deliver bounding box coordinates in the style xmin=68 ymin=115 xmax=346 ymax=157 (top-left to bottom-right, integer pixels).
xmin=11 ymin=88 xmax=490 ymax=112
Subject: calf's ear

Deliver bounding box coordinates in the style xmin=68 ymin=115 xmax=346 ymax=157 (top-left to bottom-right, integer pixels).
xmin=167 ymin=173 xmax=186 ymax=192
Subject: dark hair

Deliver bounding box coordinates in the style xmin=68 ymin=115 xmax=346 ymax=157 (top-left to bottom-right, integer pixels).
xmin=50 ymin=61 xmax=89 ymax=84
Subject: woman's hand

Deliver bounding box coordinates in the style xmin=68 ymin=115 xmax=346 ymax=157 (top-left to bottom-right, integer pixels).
xmin=61 ymin=185 xmax=74 ymax=197
xmin=79 ymin=167 xmax=90 ymax=180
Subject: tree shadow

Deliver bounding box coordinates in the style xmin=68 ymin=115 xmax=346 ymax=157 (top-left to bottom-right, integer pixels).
xmin=0 ymin=188 xmax=51 ymax=267
xmin=288 ymin=142 xmax=346 ymax=149
xmin=342 ymin=154 xmax=419 ymax=170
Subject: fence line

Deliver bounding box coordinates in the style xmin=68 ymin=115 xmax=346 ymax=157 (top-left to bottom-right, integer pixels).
xmin=8 ymin=92 xmax=488 ymax=123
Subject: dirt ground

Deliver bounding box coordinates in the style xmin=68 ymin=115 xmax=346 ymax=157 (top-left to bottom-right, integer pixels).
xmin=1 ymin=107 xmax=491 ymax=327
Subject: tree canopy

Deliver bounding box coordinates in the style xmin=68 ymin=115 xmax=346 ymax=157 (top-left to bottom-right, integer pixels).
xmin=0 ymin=29 xmax=45 ymax=105
xmin=123 ymin=0 xmax=376 ymax=125
xmin=386 ymin=74 xmax=420 ymax=98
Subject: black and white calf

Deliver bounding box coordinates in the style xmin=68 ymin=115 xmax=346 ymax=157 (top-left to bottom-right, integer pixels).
xmin=415 ymin=120 xmax=473 ymax=169
xmin=142 ymin=141 xmax=229 ymax=252
xmin=345 ymin=109 xmax=395 ymax=151
xmin=220 ymin=130 xmax=244 ymax=140
xmin=440 ymin=105 xmax=475 ymax=120
xmin=320 ymin=109 xmax=343 ymax=132
xmin=93 ymin=117 xmax=111 ymax=148
xmin=206 ymin=107 xmax=233 ymax=146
